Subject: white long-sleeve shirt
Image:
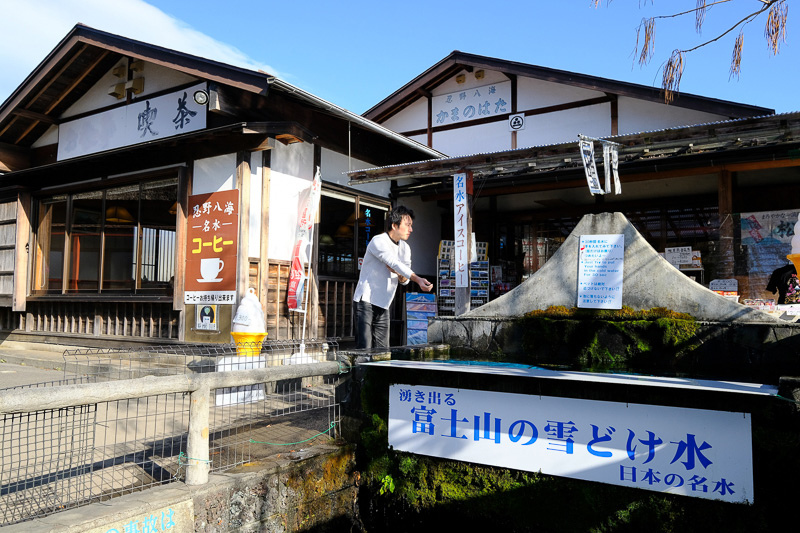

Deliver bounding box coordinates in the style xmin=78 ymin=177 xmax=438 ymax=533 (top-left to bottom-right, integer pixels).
xmin=353 ymin=232 xmax=414 ymax=309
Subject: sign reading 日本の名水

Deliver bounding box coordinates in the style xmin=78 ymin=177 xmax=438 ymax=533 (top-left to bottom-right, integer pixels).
xmin=388 ymin=384 xmax=753 ymax=503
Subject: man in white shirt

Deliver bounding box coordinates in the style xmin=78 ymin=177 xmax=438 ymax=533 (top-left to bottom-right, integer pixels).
xmin=353 ymin=206 xmax=433 ymax=349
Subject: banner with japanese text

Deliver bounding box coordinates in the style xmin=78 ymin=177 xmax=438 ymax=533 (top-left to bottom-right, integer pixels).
xmin=288 ymin=170 xmax=321 ymax=310
xmin=389 ymin=384 xmax=753 ymax=503
xmin=184 ymin=189 xmax=239 ymax=304
xmin=453 ymin=172 xmax=471 ymax=288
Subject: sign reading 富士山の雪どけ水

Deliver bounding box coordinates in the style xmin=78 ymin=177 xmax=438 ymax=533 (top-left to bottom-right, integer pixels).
xmin=389 ymin=384 xmax=753 ymax=504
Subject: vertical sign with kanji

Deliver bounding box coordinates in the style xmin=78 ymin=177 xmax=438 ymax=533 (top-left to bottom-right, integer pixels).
xmin=453 ymin=172 xmax=473 ymax=316
xmin=185 ymin=189 xmax=239 ymax=304
xmin=453 ymin=172 xmax=471 ymax=288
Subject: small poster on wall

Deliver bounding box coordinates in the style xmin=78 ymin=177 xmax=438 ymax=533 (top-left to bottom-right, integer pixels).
xmin=578 ymin=234 xmax=624 ymax=309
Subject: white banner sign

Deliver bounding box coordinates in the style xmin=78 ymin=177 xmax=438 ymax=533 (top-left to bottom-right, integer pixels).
xmin=453 ymin=172 xmax=469 ymax=288
xmin=432 ymin=81 xmax=512 ymax=126
xmin=579 ymin=139 xmax=603 ymax=195
xmin=58 ymin=83 xmax=208 ymax=161
xmin=578 ymin=234 xmax=624 ymax=309
xmin=389 ymin=384 xmax=753 ymax=503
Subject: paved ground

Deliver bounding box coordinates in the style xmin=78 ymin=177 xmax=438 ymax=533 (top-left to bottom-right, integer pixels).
xmin=0 ymin=361 xmax=65 ymax=389
xmin=0 ymin=344 xmax=342 ymax=527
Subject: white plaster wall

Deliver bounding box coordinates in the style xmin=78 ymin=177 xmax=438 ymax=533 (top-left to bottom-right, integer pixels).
xmin=381 ymin=97 xmax=428 ymax=134
xmin=320 ymin=148 xmax=390 ymax=198
xmin=249 ymin=151 xmax=264 ymax=258
xmin=399 ymin=196 xmax=442 ymax=277
xmin=516 ymin=77 xmax=605 ymax=109
xmin=617 ymin=96 xmax=728 ymax=135
xmin=433 ymin=121 xmax=511 ymax=157
xmin=267 ymin=141 xmax=315 ymax=261
xmin=31 ymin=124 xmax=58 ymax=148
xmin=267 ymin=170 xmax=309 ymax=261
xmin=270 ymin=139 xmax=314 ymax=180
xmin=61 ymin=59 xmax=199 ymax=119
xmin=193 ymin=153 xmax=235 ymax=194
xmin=432 ymin=68 xmax=508 ymax=96
xmin=518 ymin=103 xmax=612 ymax=147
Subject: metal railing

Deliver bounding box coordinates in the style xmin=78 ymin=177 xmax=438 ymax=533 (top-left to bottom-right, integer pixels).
xmin=0 ymin=339 xmax=346 ymax=526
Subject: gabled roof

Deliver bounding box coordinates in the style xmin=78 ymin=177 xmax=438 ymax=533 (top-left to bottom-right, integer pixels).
xmin=0 ymin=24 xmax=442 ymax=167
xmin=348 ymin=111 xmax=800 ymax=194
xmin=363 ymin=50 xmax=774 ymax=124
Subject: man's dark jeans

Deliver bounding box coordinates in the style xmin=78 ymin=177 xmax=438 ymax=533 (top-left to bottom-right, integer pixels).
xmin=355 ymin=300 xmax=389 ymax=349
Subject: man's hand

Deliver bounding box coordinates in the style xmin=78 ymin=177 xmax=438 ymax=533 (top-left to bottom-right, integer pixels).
xmin=411 ymin=274 xmax=434 ymax=292
xmin=387 ymin=266 xmax=408 ymax=283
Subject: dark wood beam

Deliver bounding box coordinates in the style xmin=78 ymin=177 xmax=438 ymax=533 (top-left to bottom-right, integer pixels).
xmin=12 ymin=109 xmax=57 ymax=124
xmin=0 ymin=143 xmax=31 ymax=172
xmin=398 ymin=96 xmax=613 ymax=138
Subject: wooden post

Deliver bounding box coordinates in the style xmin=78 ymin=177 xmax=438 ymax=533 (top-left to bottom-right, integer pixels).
xmin=259 ymin=150 xmax=272 ymax=324
xmin=453 ymin=171 xmax=473 ymax=316
xmin=13 ymin=192 xmax=30 ymax=312
xmin=185 ymin=386 xmax=210 ymax=485
xmin=236 ymin=151 xmax=252 ymax=305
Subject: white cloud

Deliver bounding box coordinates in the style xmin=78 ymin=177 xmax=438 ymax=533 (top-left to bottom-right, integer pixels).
xmin=0 ymin=0 xmax=280 ymax=104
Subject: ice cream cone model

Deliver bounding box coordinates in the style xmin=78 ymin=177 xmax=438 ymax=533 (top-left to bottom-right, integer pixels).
xmin=231 ymin=331 xmax=267 ymax=357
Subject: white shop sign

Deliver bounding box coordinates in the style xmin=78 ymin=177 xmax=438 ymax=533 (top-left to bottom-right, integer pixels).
xmin=58 ymin=83 xmax=208 ymax=161
xmin=389 ymin=384 xmax=754 ymax=503
xmin=578 ymin=234 xmax=624 ymax=309
xmin=432 ymin=81 xmax=511 ymax=125
xmin=665 ymin=246 xmax=693 ymax=266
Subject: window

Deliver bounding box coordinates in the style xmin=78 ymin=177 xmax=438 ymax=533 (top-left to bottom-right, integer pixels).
xmin=33 ymin=177 xmax=177 ymax=296
xmin=316 ymin=189 xmax=389 ymax=278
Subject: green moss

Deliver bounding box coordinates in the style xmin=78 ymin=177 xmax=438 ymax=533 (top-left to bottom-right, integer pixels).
xmin=518 ymin=306 xmax=700 ymax=373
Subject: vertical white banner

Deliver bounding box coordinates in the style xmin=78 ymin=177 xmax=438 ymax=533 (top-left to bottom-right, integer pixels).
xmin=603 ymin=143 xmax=612 ymax=194
xmin=453 ymin=173 xmax=469 ymax=288
xmin=580 ymin=139 xmax=604 ymax=195
xmin=578 ymin=234 xmax=624 ymax=309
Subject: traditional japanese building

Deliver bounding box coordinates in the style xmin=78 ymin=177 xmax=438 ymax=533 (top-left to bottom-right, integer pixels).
xmin=0 ymin=25 xmax=441 ymax=347
xmin=354 ymin=52 xmax=798 ymax=307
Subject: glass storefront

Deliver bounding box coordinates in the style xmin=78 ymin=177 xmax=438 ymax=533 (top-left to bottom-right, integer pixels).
xmin=33 ymin=176 xmax=177 ymax=296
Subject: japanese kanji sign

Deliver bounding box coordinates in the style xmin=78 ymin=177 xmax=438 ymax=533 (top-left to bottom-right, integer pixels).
xmin=432 ymin=81 xmax=512 ymax=126
xmin=578 ymin=234 xmax=624 ymax=309
xmin=453 ymin=172 xmax=472 ymax=288
xmin=184 ymin=189 xmax=239 ymax=304
xmin=579 ymin=138 xmax=604 ymax=195
xmin=389 ymin=384 xmax=754 ymax=503
xmin=58 ymin=83 xmax=208 ymax=161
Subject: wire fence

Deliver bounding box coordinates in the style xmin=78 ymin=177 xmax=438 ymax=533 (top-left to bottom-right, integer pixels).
xmin=0 ymin=338 xmax=344 ymax=526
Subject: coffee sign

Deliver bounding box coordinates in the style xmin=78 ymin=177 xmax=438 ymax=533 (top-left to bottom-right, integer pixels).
xmin=185 ymin=189 xmax=239 ymax=304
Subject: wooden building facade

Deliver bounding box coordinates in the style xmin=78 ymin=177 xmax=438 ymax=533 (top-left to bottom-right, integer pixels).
xmin=0 ymin=25 xmax=441 ymax=347
xmin=355 ymin=53 xmax=799 ymax=304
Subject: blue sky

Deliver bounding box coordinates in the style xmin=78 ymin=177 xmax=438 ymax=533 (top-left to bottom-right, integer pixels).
xmin=1 ymin=1 xmax=796 ymax=115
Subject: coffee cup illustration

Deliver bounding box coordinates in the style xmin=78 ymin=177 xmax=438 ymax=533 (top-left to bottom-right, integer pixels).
xmin=199 ymin=257 xmax=224 ymax=282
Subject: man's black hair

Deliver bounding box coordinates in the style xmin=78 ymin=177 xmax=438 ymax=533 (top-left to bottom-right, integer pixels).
xmin=387 ymin=205 xmax=415 ymax=230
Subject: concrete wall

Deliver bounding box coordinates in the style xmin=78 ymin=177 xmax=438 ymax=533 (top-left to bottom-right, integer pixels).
xmin=3 ymin=445 xmax=358 ymax=533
